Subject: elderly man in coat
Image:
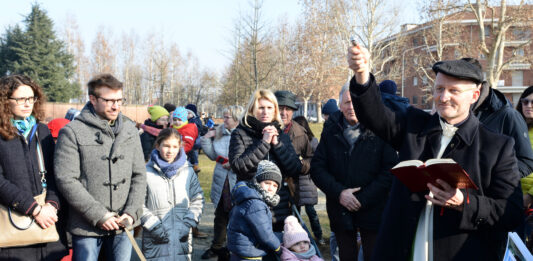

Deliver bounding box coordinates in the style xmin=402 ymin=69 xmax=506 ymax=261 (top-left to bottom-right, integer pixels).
xmin=347 ymin=46 xmax=523 ymax=260
xmin=311 ymin=84 xmax=398 ymax=261
xmin=275 ymin=90 xmax=325 ymax=245
xmin=55 ymin=74 xmax=146 ymax=261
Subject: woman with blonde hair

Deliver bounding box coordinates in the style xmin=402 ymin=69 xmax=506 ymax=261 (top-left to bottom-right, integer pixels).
xmin=229 ymin=89 xmax=302 ymax=242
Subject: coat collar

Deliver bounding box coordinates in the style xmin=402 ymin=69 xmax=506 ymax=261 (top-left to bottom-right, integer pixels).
xmin=419 ymin=112 xmax=478 ymax=147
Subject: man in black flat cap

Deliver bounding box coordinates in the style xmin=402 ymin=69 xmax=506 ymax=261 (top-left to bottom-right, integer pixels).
xmin=274 ymin=90 xmax=325 ymax=245
xmin=346 ymin=45 xmax=523 ymax=260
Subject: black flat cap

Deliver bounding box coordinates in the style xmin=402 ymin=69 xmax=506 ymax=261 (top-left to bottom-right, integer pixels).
xmin=432 ymin=58 xmax=483 ymax=84
xmin=274 ymin=90 xmax=298 ymax=110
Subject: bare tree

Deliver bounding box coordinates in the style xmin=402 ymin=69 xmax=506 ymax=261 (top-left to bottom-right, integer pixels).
xmin=61 ymin=13 xmax=88 ymax=102
xmin=467 ymin=0 xmax=532 ymax=88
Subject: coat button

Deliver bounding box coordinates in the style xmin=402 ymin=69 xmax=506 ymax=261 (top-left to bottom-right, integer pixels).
xmin=13 ymin=202 xmax=19 ymax=208
xmin=450 ymin=143 xmax=455 ymax=148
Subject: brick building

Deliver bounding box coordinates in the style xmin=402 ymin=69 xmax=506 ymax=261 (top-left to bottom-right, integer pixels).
xmin=379 ymin=5 xmax=533 ymax=110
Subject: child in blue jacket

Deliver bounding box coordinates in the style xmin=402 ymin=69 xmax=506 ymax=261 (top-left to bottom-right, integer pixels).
xmin=227 ymin=160 xmax=283 ymax=260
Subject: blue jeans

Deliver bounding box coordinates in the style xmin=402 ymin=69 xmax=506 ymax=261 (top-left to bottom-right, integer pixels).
xmin=72 ymin=233 xmax=132 ymax=261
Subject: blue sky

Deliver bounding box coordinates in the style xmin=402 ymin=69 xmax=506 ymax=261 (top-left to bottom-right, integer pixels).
xmin=0 ymin=0 xmax=418 ymax=73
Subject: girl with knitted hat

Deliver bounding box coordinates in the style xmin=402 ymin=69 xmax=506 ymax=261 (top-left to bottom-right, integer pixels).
xmin=281 ymin=216 xmax=323 ymax=261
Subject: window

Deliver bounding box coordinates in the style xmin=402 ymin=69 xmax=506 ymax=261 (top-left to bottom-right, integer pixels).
xmin=413 ymin=77 xmax=418 ymax=86
xmin=513 ymin=28 xmax=531 ymax=41
xmin=454 ymin=49 xmax=461 ymax=58
xmin=484 ymin=25 xmax=491 ymax=37
xmin=422 ymin=76 xmax=428 ymax=85
xmin=479 ymin=53 xmax=486 ymax=60
xmin=412 ymin=96 xmax=418 ymax=104
xmin=413 ymin=38 xmax=419 ymax=46
xmin=516 ymin=48 xmax=525 ymax=57
xmin=512 ymin=71 xmax=523 ymax=86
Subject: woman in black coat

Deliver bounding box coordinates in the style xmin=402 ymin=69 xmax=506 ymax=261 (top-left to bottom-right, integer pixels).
xmin=229 ymin=89 xmax=302 ymax=232
xmin=0 ymin=75 xmax=68 ymax=260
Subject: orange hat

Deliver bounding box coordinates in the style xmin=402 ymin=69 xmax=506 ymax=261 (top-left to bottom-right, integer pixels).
xmin=47 ymin=118 xmax=70 ymax=138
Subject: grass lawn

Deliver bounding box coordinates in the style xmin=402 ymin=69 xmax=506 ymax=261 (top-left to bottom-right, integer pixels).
xmin=196 ymin=122 xmax=332 ymax=258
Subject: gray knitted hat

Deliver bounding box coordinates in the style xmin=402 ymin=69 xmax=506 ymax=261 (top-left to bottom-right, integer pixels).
xmin=255 ymin=160 xmax=282 ymax=189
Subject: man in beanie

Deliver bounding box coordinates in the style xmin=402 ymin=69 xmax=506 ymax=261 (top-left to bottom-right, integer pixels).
xmin=348 ymin=45 xmax=523 ymax=260
xmin=140 ymin=105 xmax=169 ymax=161
xmin=281 ymin=216 xmax=323 ymax=261
xmin=378 ymin=80 xmax=410 ymax=114
xmin=275 ymin=90 xmax=324 ymax=246
xmin=227 ymin=160 xmax=282 ymax=260
xmin=321 ymin=99 xmax=339 ymax=122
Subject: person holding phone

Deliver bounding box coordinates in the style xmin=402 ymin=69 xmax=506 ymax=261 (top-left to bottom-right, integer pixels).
xmin=311 ymin=82 xmax=398 ymax=261
xmin=200 ymin=105 xmax=244 ymax=259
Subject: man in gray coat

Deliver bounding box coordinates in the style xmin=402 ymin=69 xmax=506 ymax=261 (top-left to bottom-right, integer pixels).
xmin=54 ymin=74 xmax=146 ymax=261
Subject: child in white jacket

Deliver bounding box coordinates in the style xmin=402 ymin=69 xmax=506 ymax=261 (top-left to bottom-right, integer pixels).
xmin=141 ymin=128 xmax=204 ymax=260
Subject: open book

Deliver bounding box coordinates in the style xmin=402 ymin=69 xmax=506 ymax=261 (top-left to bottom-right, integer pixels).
xmin=390 ymin=158 xmax=479 ymax=193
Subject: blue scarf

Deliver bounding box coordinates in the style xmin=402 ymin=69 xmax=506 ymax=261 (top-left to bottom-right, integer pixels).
xmin=11 ymin=115 xmax=36 ymax=138
xmin=150 ymin=147 xmax=187 ymax=178
xmin=293 ymin=244 xmax=317 ymax=259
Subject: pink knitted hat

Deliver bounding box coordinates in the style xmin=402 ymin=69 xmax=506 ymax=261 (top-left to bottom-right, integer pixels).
xmin=283 ymin=215 xmax=310 ymax=248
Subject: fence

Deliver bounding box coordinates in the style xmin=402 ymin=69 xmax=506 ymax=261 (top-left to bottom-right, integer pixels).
xmin=43 ymin=103 xmax=150 ymax=123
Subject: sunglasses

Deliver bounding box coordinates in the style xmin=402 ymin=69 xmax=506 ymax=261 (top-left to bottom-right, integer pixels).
xmin=521 ymin=98 xmax=533 ymax=106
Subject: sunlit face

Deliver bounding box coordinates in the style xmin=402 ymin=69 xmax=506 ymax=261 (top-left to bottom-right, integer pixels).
xmin=279 ymin=106 xmax=294 ymax=126
xmin=260 ymin=180 xmax=279 ymax=195
xmin=254 ymin=98 xmax=275 ymax=123
xmin=340 ymin=91 xmax=357 ymax=125
xmin=290 ymin=241 xmax=310 ymax=253
xmin=9 ymin=85 xmax=35 ymax=120
xmin=89 ymin=87 xmax=123 ymax=121
xmin=433 ymin=73 xmax=479 ymax=125
xmin=521 ymin=93 xmax=533 ymax=120
xmin=156 ymin=137 xmax=181 ymax=162
xmin=173 ymin=118 xmax=184 ymax=127
xmin=155 ymin=116 xmax=169 ymax=127
xmin=223 ymin=112 xmax=238 ymax=130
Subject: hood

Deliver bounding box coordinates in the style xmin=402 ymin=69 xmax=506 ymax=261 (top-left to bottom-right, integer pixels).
xmin=381 ymin=92 xmax=410 ymax=105
xmin=474 ymin=86 xmax=511 ymax=114
xmin=231 ymin=181 xmax=261 ymax=205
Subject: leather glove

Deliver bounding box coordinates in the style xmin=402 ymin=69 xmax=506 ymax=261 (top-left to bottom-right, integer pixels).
xmin=149 ymin=222 xmax=169 ymax=244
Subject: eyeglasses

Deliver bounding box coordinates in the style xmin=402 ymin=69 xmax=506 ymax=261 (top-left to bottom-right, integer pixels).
xmin=95 ymin=96 xmax=126 ymax=106
xmin=521 ymin=98 xmax=533 ymax=106
xmin=9 ymin=96 xmax=38 ymax=105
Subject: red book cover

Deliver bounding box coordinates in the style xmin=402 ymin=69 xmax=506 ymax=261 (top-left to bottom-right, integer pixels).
xmin=390 ymin=158 xmax=479 ymax=193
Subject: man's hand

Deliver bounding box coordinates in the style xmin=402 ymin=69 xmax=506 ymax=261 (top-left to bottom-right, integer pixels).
xmin=339 ymin=187 xmax=362 ymax=212
xmin=117 ymin=214 xmax=134 ymax=228
xmin=425 ymin=179 xmax=464 ymax=211
xmin=34 ymin=204 xmax=58 ymax=229
xmin=99 ymin=216 xmax=121 ymax=231
xmin=347 ymin=45 xmax=370 ymax=85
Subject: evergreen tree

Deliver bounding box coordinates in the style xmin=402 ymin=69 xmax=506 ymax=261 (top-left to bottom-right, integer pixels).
xmin=0 ymin=4 xmax=80 ymax=102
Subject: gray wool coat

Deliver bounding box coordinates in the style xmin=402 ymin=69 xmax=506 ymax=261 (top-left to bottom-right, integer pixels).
xmin=54 ymin=102 xmax=147 ymax=236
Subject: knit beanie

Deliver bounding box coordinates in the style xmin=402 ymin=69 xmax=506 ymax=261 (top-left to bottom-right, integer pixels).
xmin=173 ymin=107 xmax=188 ymax=122
xmin=255 ymin=160 xmax=282 ymax=190
xmin=379 ymin=80 xmax=398 ymax=95
xmin=148 ymin=105 xmax=169 ymax=122
xmin=185 ymin=104 xmax=197 ymax=115
xmin=47 ymin=118 xmax=70 ymax=138
xmin=283 ymin=215 xmax=310 ymax=249
xmin=163 ymin=103 xmax=176 ymax=114
xmin=322 ymin=99 xmax=339 ymax=115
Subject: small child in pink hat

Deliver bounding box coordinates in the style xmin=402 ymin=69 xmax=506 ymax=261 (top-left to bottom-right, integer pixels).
xmin=281 ymin=216 xmax=323 ymax=261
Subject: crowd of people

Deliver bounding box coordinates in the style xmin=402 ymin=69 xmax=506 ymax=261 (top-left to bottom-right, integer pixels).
xmin=0 ymin=44 xmax=532 ymax=261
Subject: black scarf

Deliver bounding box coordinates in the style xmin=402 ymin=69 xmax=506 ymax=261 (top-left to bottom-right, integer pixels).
xmin=244 ymin=115 xmax=282 ymax=138
xmin=246 ymin=180 xmax=280 ymax=207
